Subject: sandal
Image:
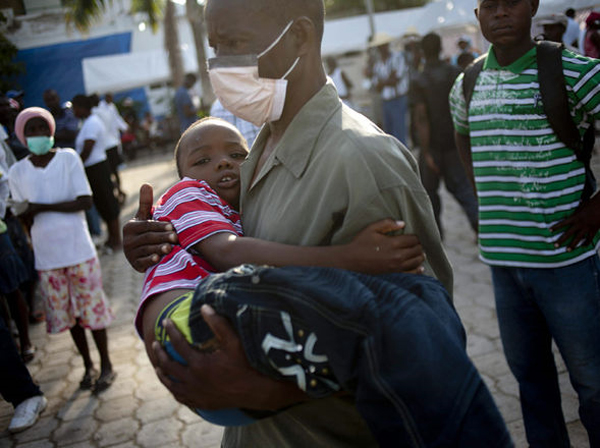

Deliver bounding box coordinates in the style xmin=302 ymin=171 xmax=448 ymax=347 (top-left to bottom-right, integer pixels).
xmin=93 ymin=371 xmax=117 ymax=395
xmin=21 ymin=346 xmax=36 ymax=364
xmin=80 ymin=368 xmax=99 ymax=390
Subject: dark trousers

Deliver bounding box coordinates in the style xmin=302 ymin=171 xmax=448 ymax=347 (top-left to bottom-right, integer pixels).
xmin=0 ymin=314 xmax=41 ymax=408
xmin=189 ymin=265 xmax=512 ymax=447
xmin=419 ymin=148 xmax=478 ymax=239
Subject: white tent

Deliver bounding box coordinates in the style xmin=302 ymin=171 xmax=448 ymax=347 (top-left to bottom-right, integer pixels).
xmin=82 ymin=47 xmax=198 ymax=94
xmin=321 ymin=0 xmax=481 ymax=56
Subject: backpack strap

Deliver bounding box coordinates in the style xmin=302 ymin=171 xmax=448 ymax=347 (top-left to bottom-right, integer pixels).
xmin=462 ymin=54 xmax=487 ymax=113
xmin=536 ymin=40 xmax=595 ymax=201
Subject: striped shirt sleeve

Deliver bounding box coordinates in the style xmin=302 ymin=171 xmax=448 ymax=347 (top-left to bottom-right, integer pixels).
xmin=153 ymin=179 xmax=241 ymax=251
xmin=449 ymin=73 xmax=469 ymax=135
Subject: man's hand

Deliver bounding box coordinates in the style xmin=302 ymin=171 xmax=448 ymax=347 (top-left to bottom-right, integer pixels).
xmin=346 ymin=219 xmax=425 ymax=274
xmin=551 ymin=194 xmax=600 ymax=252
xmin=153 ymin=305 xmax=306 ymax=411
xmin=122 ymin=183 xmax=178 ymax=272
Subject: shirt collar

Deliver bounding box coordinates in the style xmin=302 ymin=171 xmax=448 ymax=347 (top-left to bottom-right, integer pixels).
xmin=243 ymin=80 xmax=340 ymax=185
xmin=484 ymin=45 xmax=537 ymax=73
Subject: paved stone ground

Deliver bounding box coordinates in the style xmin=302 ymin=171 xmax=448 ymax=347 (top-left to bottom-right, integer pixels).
xmin=0 ymin=148 xmax=594 ymax=447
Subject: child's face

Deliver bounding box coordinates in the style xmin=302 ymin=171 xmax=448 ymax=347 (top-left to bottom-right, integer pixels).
xmin=178 ymin=121 xmax=248 ymax=209
xmin=475 ymin=0 xmax=538 ymax=49
xmin=24 ymin=117 xmax=51 ymax=138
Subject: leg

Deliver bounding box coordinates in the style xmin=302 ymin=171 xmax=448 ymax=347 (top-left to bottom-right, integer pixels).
xmin=0 ymin=313 xmax=41 ymax=406
xmin=70 ymin=323 xmax=94 ymax=370
xmin=68 ymin=258 xmax=115 ymax=391
xmin=491 ymin=266 xmax=569 ymax=448
xmin=396 ymin=94 xmax=408 ymax=146
xmin=85 ymin=206 xmax=102 ymax=238
xmin=418 ymin=153 xmax=442 ymax=238
xmin=190 ymin=266 xmax=511 ymax=446
xmin=6 ymin=289 xmax=34 ymax=361
xmin=441 ymin=150 xmax=479 ymax=232
xmin=531 ymin=257 xmax=600 ymax=447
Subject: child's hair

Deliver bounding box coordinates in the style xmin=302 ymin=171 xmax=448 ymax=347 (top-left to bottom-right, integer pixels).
xmin=174 ymin=116 xmax=248 ymax=178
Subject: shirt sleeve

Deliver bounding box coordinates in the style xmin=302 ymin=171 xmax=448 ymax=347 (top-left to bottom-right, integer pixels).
xmin=7 ymin=165 xmax=25 ymax=202
xmin=331 ymin=138 xmax=453 ymax=294
xmin=570 ymin=56 xmax=600 ymax=120
xmin=154 ymin=180 xmax=239 ymax=250
xmin=79 ymin=117 xmax=103 ymax=142
xmin=449 ymin=73 xmax=470 ymax=135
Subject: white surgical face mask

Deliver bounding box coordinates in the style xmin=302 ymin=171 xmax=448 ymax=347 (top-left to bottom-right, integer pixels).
xmin=208 ymin=21 xmax=300 ymax=127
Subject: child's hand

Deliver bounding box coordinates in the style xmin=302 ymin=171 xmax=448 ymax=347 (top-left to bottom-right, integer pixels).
xmin=123 ymin=183 xmax=178 ymax=272
xmin=346 ymin=219 xmax=425 ymax=275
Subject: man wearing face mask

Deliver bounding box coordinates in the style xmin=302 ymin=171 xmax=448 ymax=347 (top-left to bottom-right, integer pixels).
xmin=121 ymin=0 xmax=493 ymax=446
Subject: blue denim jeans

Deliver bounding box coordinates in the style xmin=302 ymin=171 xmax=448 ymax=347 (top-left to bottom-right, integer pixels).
xmin=189 ymin=265 xmax=512 ymax=447
xmin=491 ymin=255 xmax=600 ymax=448
xmin=382 ymin=95 xmax=408 ymax=145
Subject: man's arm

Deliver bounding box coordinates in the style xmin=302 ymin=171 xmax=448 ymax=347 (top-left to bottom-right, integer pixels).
xmin=152 ymin=307 xmax=308 ymax=411
xmin=550 ymin=193 xmax=600 ymax=251
xmin=414 ymin=103 xmax=439 ymax=176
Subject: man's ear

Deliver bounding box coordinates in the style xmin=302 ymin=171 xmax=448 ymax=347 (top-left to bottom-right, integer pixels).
xmin=530 ymin=0 xmax=540 ymax=17
xmin=292 ymin=16 xmax=315 ymax=57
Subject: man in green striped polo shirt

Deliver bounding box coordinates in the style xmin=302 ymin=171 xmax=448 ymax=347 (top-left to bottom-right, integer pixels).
xmin=449 ymin=0 xmax=600 ymax=446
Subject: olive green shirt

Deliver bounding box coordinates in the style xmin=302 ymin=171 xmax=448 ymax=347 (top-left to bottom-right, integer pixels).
xmin=223 ymin=82 xmax=453 ymax=448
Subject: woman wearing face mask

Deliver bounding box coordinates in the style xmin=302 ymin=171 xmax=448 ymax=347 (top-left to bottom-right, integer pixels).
xmin=8 ymin=107 xmax=117 ymax=394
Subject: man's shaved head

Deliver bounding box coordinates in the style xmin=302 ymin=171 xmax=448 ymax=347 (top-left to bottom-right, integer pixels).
xmin=207 ymin=0 xmax=325 ymax=42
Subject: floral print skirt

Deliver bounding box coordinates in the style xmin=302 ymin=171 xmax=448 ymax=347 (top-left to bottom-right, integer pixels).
xmin=39 ymin=257 xmax=114 ymax=334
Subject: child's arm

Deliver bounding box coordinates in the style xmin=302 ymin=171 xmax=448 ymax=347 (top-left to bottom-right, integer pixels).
xmin=195 ymin=219 xmax=425 ymax=275
xmin=23 ymin=195 xmax=92 ymax=218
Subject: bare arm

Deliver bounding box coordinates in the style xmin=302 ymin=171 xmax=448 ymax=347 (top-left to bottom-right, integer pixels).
xmin=454 ymin=130 xmax=476 ymax=192
xmin=196 ymin=219 xmax=424 ymax=275
xmin=24 ymin=195 xmax=92 ymax=218
xmin=79 ymin=140 xmax=95 ymax=164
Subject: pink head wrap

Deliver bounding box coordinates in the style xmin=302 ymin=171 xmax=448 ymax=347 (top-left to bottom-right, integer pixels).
xmin=14 ymin=107 xmax=56 ymax=146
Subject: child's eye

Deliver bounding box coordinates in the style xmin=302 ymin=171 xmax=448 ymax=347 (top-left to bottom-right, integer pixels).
xmin=231 ymin=153 xmax=247 ymax=159
xmin=195 ymin=158 xmax=210 ymax=165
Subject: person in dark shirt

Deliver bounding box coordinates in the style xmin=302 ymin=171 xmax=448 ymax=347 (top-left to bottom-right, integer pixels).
xmin=411 ymin=32 xmax=478 ymax=239
xmin=42 ymin=89 xmax=79 ymax=150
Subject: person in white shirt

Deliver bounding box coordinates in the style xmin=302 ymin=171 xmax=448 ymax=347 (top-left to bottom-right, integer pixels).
xmin=93 ymin=93 xmax=128 ymax=205
xmin=564 ymin=8 xmax=581 ymax=51
xmin=72 ymin=95 xmax=122 ymax=251
xmin=369 ymin=32 xmax=410 ymax=145
xmin=8 ymin=107 xmax=116 ymax=394
xmin=209 ymin=99 xmax=261 ymax=148
xmin=326 ymin=56 xmax=354 ymax=108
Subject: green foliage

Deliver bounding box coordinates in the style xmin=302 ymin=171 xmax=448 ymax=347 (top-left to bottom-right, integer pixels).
xmin=131 ymin=0 xmax=165 ymax=33
xmin=0 ymin=14 xmax=24 ymax=93
xmin=324 ymin=0 xmax=428 ymax=19
xmin=64 ymin=0 xmax=111 ymax=34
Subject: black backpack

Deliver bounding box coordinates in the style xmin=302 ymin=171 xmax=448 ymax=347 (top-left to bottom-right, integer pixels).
xmin=462 ymin=40 xmax=596 ymax=202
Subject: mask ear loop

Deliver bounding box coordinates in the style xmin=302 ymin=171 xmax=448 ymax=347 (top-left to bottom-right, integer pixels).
xmin=282 ymin=57 xmax=300 ymax=79
xmin=258 ymin=20 xmax=295 ymax=58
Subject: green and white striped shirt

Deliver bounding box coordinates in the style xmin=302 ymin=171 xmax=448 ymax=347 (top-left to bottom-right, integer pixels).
xmin=449 ymin=45 xmax=600 ymax=268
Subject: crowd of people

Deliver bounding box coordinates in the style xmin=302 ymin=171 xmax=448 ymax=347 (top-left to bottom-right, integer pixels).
xmin=2 ymin=0 xmax=600 ymax=446
xmin=0 ymin=89 xmax=130 ymax=432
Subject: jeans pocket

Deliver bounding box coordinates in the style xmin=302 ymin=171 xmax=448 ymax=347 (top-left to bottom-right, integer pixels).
xmin=235 ymin=304 xmax=340 ymax=398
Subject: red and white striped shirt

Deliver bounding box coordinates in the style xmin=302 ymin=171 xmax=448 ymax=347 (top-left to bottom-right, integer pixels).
xmin=136 ymin=178 xmax=242 ymax=332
